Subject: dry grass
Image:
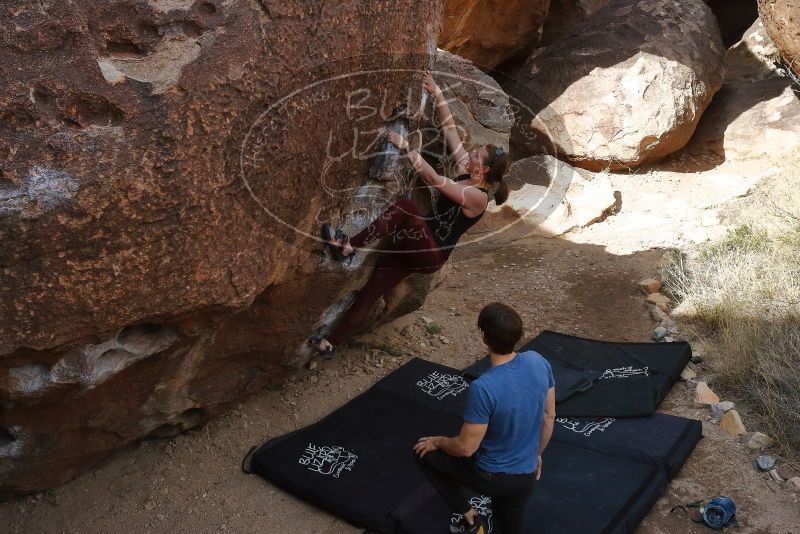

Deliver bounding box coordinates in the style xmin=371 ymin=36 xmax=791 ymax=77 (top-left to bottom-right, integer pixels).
xmin=661 ymin=166 xmax=800 ymax=461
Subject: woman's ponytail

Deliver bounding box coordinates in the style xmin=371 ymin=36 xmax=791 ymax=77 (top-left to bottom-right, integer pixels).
xmin=494 ymin=178 xmax=509 ymax=205
xmin=485 ymin=144 xmax=510 ymax=205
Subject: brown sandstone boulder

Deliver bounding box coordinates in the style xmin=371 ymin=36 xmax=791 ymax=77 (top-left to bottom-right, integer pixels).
xmin=758 ymin=0 xmax=800 ymax=76
xmin=0 ymin=0 xmax=443 ymax=496
xmin=507 ymin=0 xmax=726 ymax=171
xmin=438 ymin=0 xmax=551 ymax=69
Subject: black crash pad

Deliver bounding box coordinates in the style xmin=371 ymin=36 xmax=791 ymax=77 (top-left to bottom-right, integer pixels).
xmin=393 ymin=413 xmax=701 ymax=534
xmin=393 ymin=441 xmax=668 ymax=534
xmin=250 ymin=355 xmax=700 ymax=533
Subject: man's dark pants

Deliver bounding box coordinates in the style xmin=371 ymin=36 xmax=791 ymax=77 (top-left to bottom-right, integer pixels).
xmin=419 ymin=451 xmax=536 ymax=534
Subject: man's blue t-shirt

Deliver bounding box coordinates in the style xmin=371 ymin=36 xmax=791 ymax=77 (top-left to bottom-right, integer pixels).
xmin=463 ymin=351 xmax=554 ymax=474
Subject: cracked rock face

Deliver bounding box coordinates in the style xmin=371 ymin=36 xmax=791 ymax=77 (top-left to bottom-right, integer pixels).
xmin=438 ymin=0 xmax=551 ymax=69
xmin=0 ymin=0 xmax=442 ymax=496
xmin=758 ymin=0 xmax=800 ymax=77
xmin=507 ymin=0 xmax=726 ymax=171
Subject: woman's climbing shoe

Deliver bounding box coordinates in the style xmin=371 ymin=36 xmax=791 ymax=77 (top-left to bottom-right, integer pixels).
xmin=321 ymin=223 xmax=351 ymax=262
xmin=308 ymin=335 xmax=336 ymax=360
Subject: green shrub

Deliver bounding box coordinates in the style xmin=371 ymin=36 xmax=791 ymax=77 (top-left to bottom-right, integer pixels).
xmin=382 ymin=344 xmax=406 ymax=358
xmin=425 ymin=323 xmax=443 ymax=335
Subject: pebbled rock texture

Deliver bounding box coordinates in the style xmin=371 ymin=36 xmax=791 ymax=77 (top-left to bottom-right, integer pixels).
xmin=0 ymin=0 xmax=443 ymax=496
xmin=758 ymin=0 xmax=800 ymax=77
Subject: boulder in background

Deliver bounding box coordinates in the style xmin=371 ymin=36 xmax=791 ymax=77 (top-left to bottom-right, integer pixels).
xmin=508 ymin=0 xmax=726 ymax=171
xmin=481 ymin=155 xmax=616 ymax=238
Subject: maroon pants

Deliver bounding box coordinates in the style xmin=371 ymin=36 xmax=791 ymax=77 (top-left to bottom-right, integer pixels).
xmin=327 ymin=199 xmax=446 ymax=346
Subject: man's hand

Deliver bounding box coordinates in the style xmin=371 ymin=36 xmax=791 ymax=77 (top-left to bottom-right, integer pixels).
xmin=413 ymin=436 xmax=441 ymax=458
xmin=535 ymin=454 xmax=543 ymax=480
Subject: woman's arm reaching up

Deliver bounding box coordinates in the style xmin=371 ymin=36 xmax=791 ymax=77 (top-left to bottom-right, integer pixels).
xmin=387 ymin=132 xmax=487 ymax=218
xmin=423 ymin=71 xmax=469 ymax=165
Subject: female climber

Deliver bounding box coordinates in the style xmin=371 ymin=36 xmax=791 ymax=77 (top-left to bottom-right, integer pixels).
xmin=309 ymin=70 xmax=511 ymax=358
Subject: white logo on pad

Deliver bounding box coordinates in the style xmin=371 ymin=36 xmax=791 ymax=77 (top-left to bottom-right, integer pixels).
xmin=298 ymin=444 xmax=358 ymax=478
xmin=417 ymin=371 xmax=469 ymax=400
xmin=598 ymin=366 xmax=649 ymax=379
xmin=556 ymin=417 xmax=615 ymax=436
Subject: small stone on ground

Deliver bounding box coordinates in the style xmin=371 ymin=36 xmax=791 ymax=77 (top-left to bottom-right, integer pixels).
xmin=719 ymin=410 xmax=746 ymax=436
xmin=639 ymin=278 xmax=662 ymax=294
xmin=694 ymin=381 xmax=720 ymax=405
xmin=645 ymin=292 xmax=671 ymax=312
xmin=769 ymin=469 xmax=785 ymax=483
xmin=709 ymin=401 xmax=735 ymax=422
xmin=680 ymin=366 xmax=696 ymax=381
xmin=755 ymin=455 xmax=776 ymax=472
xmin=744 ymin=432 xmax=774 ymax=451
xmin=660 ymin=318 xmax=678 ymax=334
xmin=653 ymin=326 xmax=668 ymax=340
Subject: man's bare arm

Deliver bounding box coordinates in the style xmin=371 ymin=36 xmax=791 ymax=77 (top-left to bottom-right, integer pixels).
xmin=539 ymin=387 xmax=556 ymax=454
xmin=535 ymin=387 xmax=556 ymax=479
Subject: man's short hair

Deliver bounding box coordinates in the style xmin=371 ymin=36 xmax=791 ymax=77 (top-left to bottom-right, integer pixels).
xmin=478 ymin=302 xmax=523 ymax=354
